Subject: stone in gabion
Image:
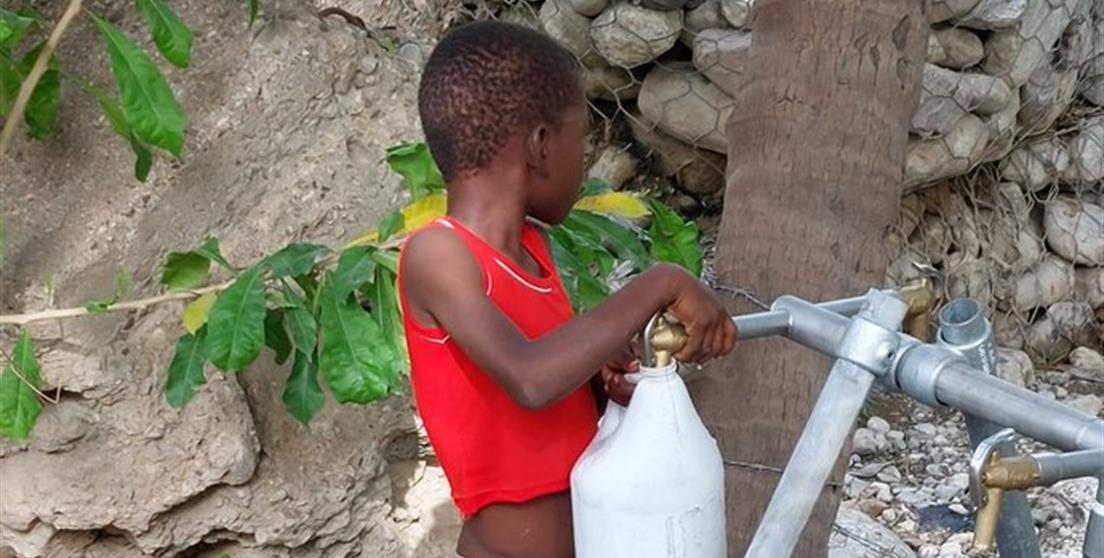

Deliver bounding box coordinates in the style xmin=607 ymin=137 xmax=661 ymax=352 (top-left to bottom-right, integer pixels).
xmin=568 ymin=0 xmax=610 ymax=17
xmin=1002 ymin=256 xmax=1076 ymax=313
xmin=930 ymin=0 xmax=983 ymax=23
xmin=955 ymin=0 xmax=1028 ymax=30
xmin=927 ymin=26 xmax=985 ymax=69
xmin=1000 ymin=137 xmax=1070 ymax=191
xmin=904 ymin=114 xmax=990 ymax=186
xmin=1018 ymin=61 xmax=1078 ymax=134
xmin=1061 ymin=116 xmax=1104 ymax=184
xmin=583 ymin=61 xmax=640 ymax=101
xmin=1074 ymin=267 xmax=1104 ymax=309
xmin=540 ymin=0 xmax=605 ymax=67
xmin=627 ymin=112 xmax=727 ymax=195
xmin=638 ymin=62 xmax=734 ymax=153
xmin=1044 ymin=196 xmax=1104 ymax=266
xmin=1026 ymin=301 xmax=1099 ymax=361
xmin=719 ymin=0 xmax=752 ymax=28
xmin=692 ymin=28 xmax=752 ymax=97
xmin=590 ymin=2 xmax=683 ymax=68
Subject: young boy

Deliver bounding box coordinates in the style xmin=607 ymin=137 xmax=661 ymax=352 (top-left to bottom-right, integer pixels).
xmin=399 ymin=21 xmax=737 ymax=558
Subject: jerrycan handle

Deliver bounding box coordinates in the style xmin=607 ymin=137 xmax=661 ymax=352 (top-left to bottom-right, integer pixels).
xmin=642 ymin=313 xmax=689 ymax=368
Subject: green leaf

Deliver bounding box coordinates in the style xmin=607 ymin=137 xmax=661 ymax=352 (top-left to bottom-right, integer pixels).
xmin=0 ymin=55 xmax=20 ymax=117
xmin=327 ymin=246 xmax=376 ymax=300
xmin=161 ymin=251 xmax=210 ymax=290
xmin=130 ymin=135 xmax=153 ymax=181
xmin=551 ymin=225 xmax=614 ymax=277
xmin=385 ymin=143 xmax=445 ymax=200
xmin=264 ymin=310 xmax=292 ymax=365
xmin=248 ymin=0 xmax=258 ymax=25
xmin=318 ymin=282 xmax=394 ymax=404
xmin=647 ymin=199 xmax=702 ymax=277
xmin=91 ymin=13 xmax=186 ymax=156
xmin=377 ymin=211 xmax=403 ymax=242
xmin=371 ymin=249 xmax=399 ymax=275
xmin=262 ymin=243 xmax=328 ymax=278
xmin=165 ymin=328 xmax=207 ymax=409
xmin=17 ymin=44 xmax=60 ymax=140
xmin=83 ymin=268 xmax=132 ymax=314
xmin=282 ymin=285 xmax=317 ymax=352
xmin=565 ymin=210 xmax=650 ymax=270
xmin=283 ymin=350 xmax=324 ymax=425
xmin=81 ymin=81 xmax=155 ymax=181
xmin=368 ymin=266 xmax=406 ymax=380
xmin=0 ymin=331 xmax=43 ymax=441
xmin=196 ymin=237 xmax=232 ymax=270
xmin=207 ymin=267 xmax=267 ymax=371
xmin=135 ymin=0 xmax=193 ymax=68
xmin=0 ymin=8 xmax=37 ymax=52
xmin=550 ymin=237 xmax=608 ymax=311
xmin=580 ymin=177 xmax=611 ymax=197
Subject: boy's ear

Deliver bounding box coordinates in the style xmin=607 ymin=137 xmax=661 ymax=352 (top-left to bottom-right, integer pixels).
xmin=524 ymin=124 xmax=551 ymax=178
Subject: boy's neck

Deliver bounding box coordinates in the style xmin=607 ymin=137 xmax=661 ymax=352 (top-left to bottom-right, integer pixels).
xmin=446 ymin=168 xmax=530 ymax=255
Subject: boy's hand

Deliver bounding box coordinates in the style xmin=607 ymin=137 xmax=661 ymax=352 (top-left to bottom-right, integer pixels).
xmin=600 ymin=345 xmax=639 ymax=406
xmin=661 ymin=265 xmax=737 ymax=364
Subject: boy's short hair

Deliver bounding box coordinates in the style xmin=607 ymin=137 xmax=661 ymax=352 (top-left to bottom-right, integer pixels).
xmin=418 ymin=20 xmax=584 ymax=182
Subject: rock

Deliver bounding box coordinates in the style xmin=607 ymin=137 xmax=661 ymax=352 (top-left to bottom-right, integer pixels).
xmin=956 ymin=0 xmax=1028 ymax=30
xmin=640 ymin=0 xmax=689 ymax=9
xmin=1061 ymin=116 xmax=1104 ymax=184
xmin=867 ymin=416 xmax=891 ymax=434
xmin=935 ymin=472 xmax=970 ymax=501
xmin=1001 ymin=256 xmax=1076 ymax=312
xmin=912 ymin=216 xmax=952 ymax=264
xmin=927 ymin=26 xmax=985 ymax=69
xmin=981 ymin=0 xmax=1085 ymax=87
xmin=1026 ymin=302 xmax=1099 ymax=362
xmin=638 ymin=63 xmax=734 ymax=153
xmin=1043 ymin=196 xmax=1104 ymax=265
xmin=540 ymin=0 xmax=604 ymax=67
xmin=852 ymin=428 xmax=881 ymax=457
xmin=685 ymin=0 xmax=728 ymax=35
xmin=904 ymin=114 xmax=990 ymax=187
xmin=583 ymin=61 xmax=640 ymax=101
xmin=720 ymin=0 xmax=752 ymax=28
xmin=692 ymin=28 xmax=752 ymax=96
xmin=1080 ymin=20 xmax=1104 ymax=106
xmin=997 ymin=347 xmax=1036 ymax=386
xmin=1067 ymin=394 xmax=1103 ymax=416
xmin=981 ymin=88 xmax=1020 ymax=162
xmin=885 ymin=247 xmax=928 ymax=287
xmin=930 ymin=0 xmax=982 ymax=23
xmin=586 ymin=145 xmax=638 ymax=189
xmin=912 ymin=65 xmax=1013 ymax=136
xmin=914 ymin=422 xmax=938 ymax=438
xmin=1000 ymin=138 xmax=1070 ymax=191
xmin=829 ymin=504 xmax=918 ymax=558
xmin=857 ymin=498 xmax=889 ymax=519
xmin=1068 ymin=347 xmax=1104 ymax=380
xmin=994 ymin=310 xmax=1027 ymax=350
xmin=591 ymin=2 xmax=683 ymax=68
xmin=627 ymin=113 xmax=727 ymax=194
xmin=887 ymin=430 xmax=906 ymax=450
xmin=1018 ymin=61 xmax=1078 ymax=134
xmin=1074 ymin=266 xmax=1104 ymax=309
xmin=877 ymin=465 xmax=903 ymax=483
xmin=944 ymin=253 xmax=992 ymax=303
xmin=569 ymin=0 xmax=610 ymax=17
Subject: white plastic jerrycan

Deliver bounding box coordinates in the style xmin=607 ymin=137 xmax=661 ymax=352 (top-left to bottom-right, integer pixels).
xmin=570 ymin=360 xmax=726 ymax=558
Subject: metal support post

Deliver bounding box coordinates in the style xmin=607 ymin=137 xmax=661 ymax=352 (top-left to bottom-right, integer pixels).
xmin=744 ymin=290 xmax=908 ymax=558
xmin=937 ymin=299 xmax=1040 ymax=558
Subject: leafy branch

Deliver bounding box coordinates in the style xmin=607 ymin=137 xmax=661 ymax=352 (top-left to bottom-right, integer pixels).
xmin=0 ymin=142 xmax=704 ymax=441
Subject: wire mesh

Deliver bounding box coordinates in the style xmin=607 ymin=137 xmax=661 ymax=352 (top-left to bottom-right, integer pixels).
xmin=322 ymin=0 xmax=1102 ymax=361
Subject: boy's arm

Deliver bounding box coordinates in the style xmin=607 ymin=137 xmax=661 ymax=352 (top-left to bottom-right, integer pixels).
xmin=401 ymin=228 xmax=734 ymax=410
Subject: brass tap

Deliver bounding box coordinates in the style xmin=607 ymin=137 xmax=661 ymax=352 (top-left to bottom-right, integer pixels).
xmin=644 ymin=314 xmax=688 ymax=367
xmin=972 ymin=451 xmax=1043 ymax=551
xmin=898 ymin=278 xmax=936 ymax=342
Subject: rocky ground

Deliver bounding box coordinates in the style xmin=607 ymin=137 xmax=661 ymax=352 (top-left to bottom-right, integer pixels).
xmin=834 ymin=345 xmax=1103 ymax=558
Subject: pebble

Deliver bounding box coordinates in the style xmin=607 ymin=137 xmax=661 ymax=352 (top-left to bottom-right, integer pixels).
xmin=914 ymin=422 xmax=938 ymax=437
xmin=887 ymin=430 xmax=907 ymax=450
xmin=867 ymin=416 xmax=892 ymax=434
xmin=877 ymin=465 xmax=903 ymax=484
xmin=852 ymin=427 xmax=881 ymax=456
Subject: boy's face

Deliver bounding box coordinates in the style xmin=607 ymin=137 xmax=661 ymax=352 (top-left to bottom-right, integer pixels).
xmin=529 ymin=101 xmax=587 ymax=225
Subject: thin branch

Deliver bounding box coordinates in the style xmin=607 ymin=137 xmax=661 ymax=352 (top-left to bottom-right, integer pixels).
xmin=0 ymin=280 xmax=234 ymax=327
xmin=0 ymin=0 xmax=83 ymax=158
xmin=0 ymin=346 xmax=60 ymax=404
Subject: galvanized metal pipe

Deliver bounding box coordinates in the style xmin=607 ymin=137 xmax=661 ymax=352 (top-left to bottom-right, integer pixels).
xmin=731 ymin=295 xmax=866 ymax=341
xmin=933 ymin=364 xmax=1104 ymax=451
xmin=1035 ymin=450 xmax=1104 ymax=486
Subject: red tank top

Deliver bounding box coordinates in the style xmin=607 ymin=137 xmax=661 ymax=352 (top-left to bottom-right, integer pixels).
xmin=399 ymin=216 xmax=598 ymax=518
